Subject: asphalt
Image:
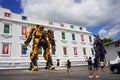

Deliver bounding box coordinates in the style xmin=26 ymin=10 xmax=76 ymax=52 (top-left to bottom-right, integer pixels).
xmin=0 ymin=66 xmax=120 ymax=80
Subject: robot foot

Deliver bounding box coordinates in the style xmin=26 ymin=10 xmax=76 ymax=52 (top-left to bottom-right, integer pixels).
xmin=44 ymin=65 xmax=55 ymax=70
xmin=32 ymin=66 xmax=38 ymax=71
xmin=49 ymin=65 xmax=55 ymax=70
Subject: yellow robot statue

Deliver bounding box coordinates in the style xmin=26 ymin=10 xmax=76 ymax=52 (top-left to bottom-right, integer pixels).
xmin=24 ymin=25 xmax=56 ymax=71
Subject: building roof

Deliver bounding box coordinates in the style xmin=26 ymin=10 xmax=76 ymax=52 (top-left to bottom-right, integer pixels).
xmin=104 ymin=39 xmax=120 ymax=46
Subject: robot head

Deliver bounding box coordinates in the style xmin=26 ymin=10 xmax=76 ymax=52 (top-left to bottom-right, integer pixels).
xmin=36 ymin=25 xmax=39 ymax=28
xmin=39 ymin=25 xmax=44 ymax=31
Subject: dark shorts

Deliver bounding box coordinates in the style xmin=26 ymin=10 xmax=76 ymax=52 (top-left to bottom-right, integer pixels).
xmin=88 ymin=66 xmax=92 ymax=71
xmin=67 ymin=66 xmax=71 ymax=68
xmin=94 ymin=65 xmax=98 ymax=69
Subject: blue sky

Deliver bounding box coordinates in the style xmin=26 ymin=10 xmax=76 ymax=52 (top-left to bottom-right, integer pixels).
xmin=0 ymin=0 xmax=120 ymax=40
xmin=0 ymin=0 xmax=22 ymax=13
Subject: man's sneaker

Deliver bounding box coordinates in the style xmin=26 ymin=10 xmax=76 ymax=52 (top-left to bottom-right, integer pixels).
xmin=89 ymin=75 xmax=93 ymax=78
xmin=95 ymin=75 xmax=99 ymax=78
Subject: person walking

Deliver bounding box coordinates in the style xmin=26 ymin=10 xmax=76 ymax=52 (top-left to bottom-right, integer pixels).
xmin=66 ymin=60 xmax=71 ymax=75
xmin=93 ymin=57 xmax=99 ymax=78
xmin=86 ymin=57 xmax=93 ymax=78
xmin=100 ymin=59 xmax=105 ymax=72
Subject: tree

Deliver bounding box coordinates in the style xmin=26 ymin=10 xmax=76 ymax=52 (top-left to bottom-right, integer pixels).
xmin=103 ymin=37 xmax=113 ymax=43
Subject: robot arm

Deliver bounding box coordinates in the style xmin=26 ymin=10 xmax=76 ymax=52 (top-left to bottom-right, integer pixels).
xmin=48 ymin=29 xmax=56 ymax=51
xmin=24 ymin=25 xmax=35 ymax=49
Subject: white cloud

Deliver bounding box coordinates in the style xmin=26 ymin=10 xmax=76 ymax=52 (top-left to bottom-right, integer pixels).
xmin=20 ymin=0 xmax=120 ymax=39
xmin=98 ymin=28 xmax=107 ymax=39
xmin=107 ymin=25 xmax=120 ymax=39
xmin=98 ymin=25 xmax=120 ymax=39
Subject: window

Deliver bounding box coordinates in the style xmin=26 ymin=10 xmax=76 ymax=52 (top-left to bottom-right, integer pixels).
xmin=79 ymin=27 xmax=82 ymax=30
xmin=49 ymin=21 xmax=53 ymax=25
xmin=89 ymin=36 xmax=92 ymax=42
xmin=4 ymin=12 xmax=11 ymax=17
xmin=60 ymin=23 xmax=64 ymax=27
xmin=38 ymin=48 xmax=42 ymax=55
xmin=62 ymin=32 xmax=65 ymax=39
xmin=81 ymin=35 xmax=84 ymax=42
xmin=2 ymin=43 xmax=11 ymax=55
xmin=74 ymin=47 xmax=78 ymax=55
xmin=1 ymin=23 xmax=13 ymax=38
xmin=21 ymin=45 xmax=27 ymax=55
xmin=72 ymin=33 xmax=75 ymax=40
xmin=22 ymin=16 xmax=27 ymax=20
xmin=63 ymin=47 xmax=67 ymax=55
xmin=70 ymin=25 xmax=74 ymax=29
xmin=4 ymin=24 xmax=10 ymax=33
xmin=22 ymin=27 xmax=27 ymax=35
xmin=91 ymin=48 xmax=94 ymax=55
xmin=83 ymin=48 xmax=86 ymax=55
xmin=51 ymin=50 xmax=56 ymax=55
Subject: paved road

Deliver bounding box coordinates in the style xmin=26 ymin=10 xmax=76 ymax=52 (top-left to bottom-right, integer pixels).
xmin=0 ymin=66 xmax=120 ymax=80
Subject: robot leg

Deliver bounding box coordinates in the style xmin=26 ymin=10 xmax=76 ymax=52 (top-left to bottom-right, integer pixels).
xmin=29 ymin=52 xmax=38 ymax=71
xmin=44 ymin=52 xmax=55 ymax=70
xmin=47 ymin=55 xmax=55 ymax=70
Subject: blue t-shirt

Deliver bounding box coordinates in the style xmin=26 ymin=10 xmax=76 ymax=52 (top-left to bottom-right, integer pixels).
xmin=67 ymin=62 xmax=71 ymax=68
xmin=88 ymin=59 xmax=92 ymax=66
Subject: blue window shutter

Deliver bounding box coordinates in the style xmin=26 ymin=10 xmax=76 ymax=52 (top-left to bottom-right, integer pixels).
xmin=22 ymin=16 xmax=27 ymax=20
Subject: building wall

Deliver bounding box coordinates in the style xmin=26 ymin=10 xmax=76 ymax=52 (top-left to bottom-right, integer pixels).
xmin=105 ymin=42 xmax=120 ymax=62
xmin=0 ymin=7 xmax=95 ymax=69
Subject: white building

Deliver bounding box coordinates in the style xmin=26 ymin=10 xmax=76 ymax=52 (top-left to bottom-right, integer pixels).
xmin=104 ymin=39 xmax=120 ymax=63
xmin=0 ymin=7 xmax=95 ymax=69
